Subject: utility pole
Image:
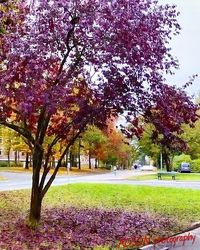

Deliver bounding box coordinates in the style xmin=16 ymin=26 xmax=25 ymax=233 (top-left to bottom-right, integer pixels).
xmin=160 ymin=148 xmax=163 ymax=171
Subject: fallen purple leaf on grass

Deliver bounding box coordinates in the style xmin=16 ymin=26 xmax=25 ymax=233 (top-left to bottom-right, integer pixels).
xmin=0 ymin=207 xmax=178 ymax=249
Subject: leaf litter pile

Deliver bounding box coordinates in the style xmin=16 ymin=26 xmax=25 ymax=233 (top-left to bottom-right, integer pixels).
xmin=0 ymin=206 xmax=179 ymax=250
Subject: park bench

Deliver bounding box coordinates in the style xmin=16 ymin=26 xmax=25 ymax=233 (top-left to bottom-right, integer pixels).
xmin=157 ymin=171 xmax=177 ymax=180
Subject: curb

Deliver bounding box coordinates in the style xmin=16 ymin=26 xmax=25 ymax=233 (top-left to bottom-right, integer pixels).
xmin=139 ymin=246 xmax=169 ymax=250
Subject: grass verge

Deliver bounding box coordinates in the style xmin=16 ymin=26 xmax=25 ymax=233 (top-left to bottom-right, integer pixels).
xmin=128 ymin=173 xmax=200 ymax=181
xmin=0 ymin=166 xmax=109 ymax=176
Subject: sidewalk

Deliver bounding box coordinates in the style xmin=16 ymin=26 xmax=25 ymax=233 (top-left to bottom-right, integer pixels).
xmin=139 ymin=226 xmax=200 ymax=250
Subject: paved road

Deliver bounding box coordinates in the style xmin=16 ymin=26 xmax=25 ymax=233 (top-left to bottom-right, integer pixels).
xmin=0 ymin=170 xmax=137 ymax=191
xmin=1 ymin=170 xmax=200 ymax=191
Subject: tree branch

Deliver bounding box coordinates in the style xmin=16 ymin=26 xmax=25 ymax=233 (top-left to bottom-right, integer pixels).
xmin=35 ymin=107 xmax=46 ymax=141
xmin=41 ymin=128 xmax=84 ymax=198
xmin=0 ymin=121 xmax=35 ymax=145
xmin=54 ymin=18 xmax=78 ymax=84
xmin=39 ymin=164 xmax=50 ymax=191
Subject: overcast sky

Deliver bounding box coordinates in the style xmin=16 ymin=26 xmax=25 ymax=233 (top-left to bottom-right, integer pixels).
xmin=158 ymin=0 xmax=200 ymax=97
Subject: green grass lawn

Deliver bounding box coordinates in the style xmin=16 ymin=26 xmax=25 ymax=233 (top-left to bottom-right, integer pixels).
xmin=1 ymin=183 xmax=200 ymax=229
xmin=129 ymin=173 xmax=200 ymax=181
xmin=46 ymin=184 xmax=200 ymax=227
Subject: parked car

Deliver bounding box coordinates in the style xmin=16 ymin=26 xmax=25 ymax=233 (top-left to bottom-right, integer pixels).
xmin=140 ymin=165 xmax=156 ymax=171
xmin=178 ymin=162 xmax=191 ymax=173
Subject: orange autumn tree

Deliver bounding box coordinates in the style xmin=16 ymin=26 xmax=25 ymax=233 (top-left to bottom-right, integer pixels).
xmin=96 ymin=119 xmax=137 ymax=168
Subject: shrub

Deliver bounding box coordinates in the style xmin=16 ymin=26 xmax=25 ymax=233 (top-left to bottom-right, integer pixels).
xmin=191 ymin=159 xmax=200 ymax=173
xmin=104 ymin=164 xmax=112 ymax=170
xmin=172 ymin=154 xmax=192 ymax=169
xmin=0 ymin=161 xmax=24 ymax=168
xmin=9 ymin=162 xmax=23 ymax=168
xmin=173 ymin=155 xmax=200 ymax=173
xmin=0 ymin=161 xmax=8 ymax=167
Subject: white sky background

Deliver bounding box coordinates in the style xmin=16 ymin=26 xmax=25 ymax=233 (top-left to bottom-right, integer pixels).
xmin=158 ymin=0 xmax=200 ymax=98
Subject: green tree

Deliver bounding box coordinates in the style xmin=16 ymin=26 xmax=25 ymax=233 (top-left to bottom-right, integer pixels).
xmin=138 ymin=124 xmax=160 ymax=166
xmin=181 ymin=120 xmax=200 ymax=159
xmin=82 ymin=125 xmax=107 ymax=169
xmin=138 ymin=123 xmax=178 ymax=171
xmin=0 ymin=126 xmax=30 ymax=167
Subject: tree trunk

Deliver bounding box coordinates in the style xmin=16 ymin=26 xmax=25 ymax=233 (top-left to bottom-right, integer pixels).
xmin=17 ymin=151 xmax=20 ymax=165
xmin=163 ymin=152 xmax=172 ymax=172
xmin=78 ymin=138 xmax=81 ymax=170
xmin=14 ymin=151 xmax=17 ymax=165
xmin=74 ymin=152 xmax=77 ymax=168
xmin=69 ymin=149 xmax=74 ymax=169
xmin=65 ymin=151 xmax=68 ymax=168
xmin=29 ymin=154 xmax=32 ymax=167
xmin=28 ymin=146 xmax=43 ymax=227
xmin=78 ymin=153 xmax=81 ymax=169
xmin=89 ymin=150 xmax=91 ymax=169
xmin=25 ymin=152 xmax=29 ymax=169
xmin=95 ymin=158 xmax=98 ymax=169
xmin=29 ymin=185 xmax=42 ymax=227
xmin=51 ymin=156 xmax=55 ymax=169
xmin=7 ymin=149 xmax=10 ymax=167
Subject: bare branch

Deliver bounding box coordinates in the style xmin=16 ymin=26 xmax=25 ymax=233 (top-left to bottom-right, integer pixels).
xmin=55 ymin=19 xmax=78 ymax=83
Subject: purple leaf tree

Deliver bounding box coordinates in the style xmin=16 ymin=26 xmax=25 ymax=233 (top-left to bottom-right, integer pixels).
xmin=0 ymin=0 xmax=197 ymax=226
